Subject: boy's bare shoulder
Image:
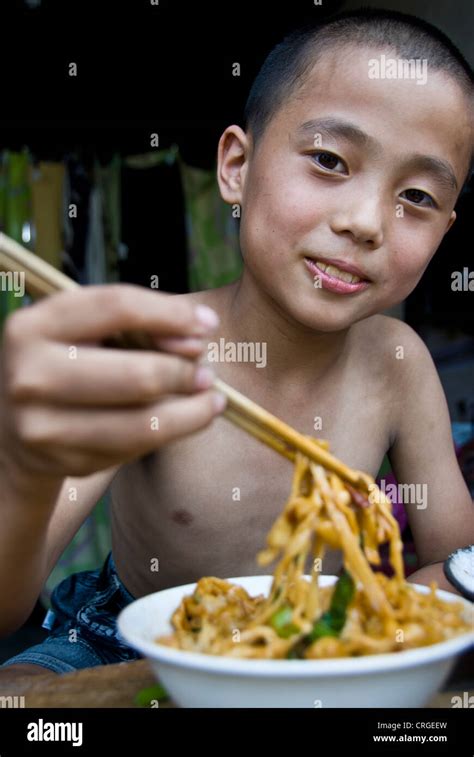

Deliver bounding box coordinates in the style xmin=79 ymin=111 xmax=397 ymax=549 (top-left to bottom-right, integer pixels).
xmin=354 ymin=314 xmax=429 ymax=362
xmin=352 ymin=314 xmax=434 ymax=398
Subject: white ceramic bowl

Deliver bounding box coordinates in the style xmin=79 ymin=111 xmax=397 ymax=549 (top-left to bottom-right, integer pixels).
xmin=117 ymin=575 xmax=473 ymax=708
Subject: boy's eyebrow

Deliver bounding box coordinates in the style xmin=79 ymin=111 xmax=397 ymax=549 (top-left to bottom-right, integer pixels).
xmin=402 ymin=154 xmax=458 ymax=192
xmin=295 ymin=117 xmax=458 ymax=192
xmin=295 ymin=117 xmax=378 ymax=151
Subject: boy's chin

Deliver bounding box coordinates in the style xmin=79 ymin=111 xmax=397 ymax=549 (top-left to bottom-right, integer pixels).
xmin=297 ymin=313 xmax=363 ymax=333
xmin=280 ymin=292 xmax=374 ymax=334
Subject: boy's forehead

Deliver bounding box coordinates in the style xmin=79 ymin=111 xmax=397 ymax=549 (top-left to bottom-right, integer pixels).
xmin=284 ymin=46 xmax=467 ymax=122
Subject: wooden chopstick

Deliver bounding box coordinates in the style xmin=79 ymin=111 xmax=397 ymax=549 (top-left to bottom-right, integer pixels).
xmin=0 ymin=232 xmax=79 ymax=297
xmin=223 ymin=406 xmax=296 ymax=463
xmin=0 ymin=233 xmax=372 ymax=492
xmin=214 ymin=379 xmax=371 ymax=490
xmin=0 ymin=233 xmax=157 ymax=351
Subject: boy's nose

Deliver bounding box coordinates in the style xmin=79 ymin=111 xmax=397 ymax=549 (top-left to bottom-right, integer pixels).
xmin=329 ymin=199 xmax=384 ymax=249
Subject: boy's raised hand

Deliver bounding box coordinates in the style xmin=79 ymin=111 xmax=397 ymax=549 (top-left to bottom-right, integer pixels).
xmin=0 ymin=284 xmax=225 ymax=482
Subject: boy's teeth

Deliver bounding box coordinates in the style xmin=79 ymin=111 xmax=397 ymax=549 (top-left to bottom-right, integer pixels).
xmin=316 ymin=260 xmax=361 ymax=284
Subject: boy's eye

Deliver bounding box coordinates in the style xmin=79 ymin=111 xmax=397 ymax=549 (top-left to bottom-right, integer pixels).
xmin=401 ymin=188 xmax=436 ymax=208
xmin=311 ymin=151 xmax=347 ymax=173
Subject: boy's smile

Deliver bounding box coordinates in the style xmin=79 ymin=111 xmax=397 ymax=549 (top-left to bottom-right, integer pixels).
xmin=303 ymin=256 xmax=372 ymax=295
xmin=219 ymin=45 xmax=472 ymax=334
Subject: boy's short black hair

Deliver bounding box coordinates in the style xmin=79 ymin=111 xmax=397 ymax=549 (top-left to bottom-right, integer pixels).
xmin=244 ymin=8 xmax=473 ymax=157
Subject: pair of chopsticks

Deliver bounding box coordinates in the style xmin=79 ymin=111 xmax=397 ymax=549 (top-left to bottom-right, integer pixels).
xmin=0 ymin=232 xmax=372 ymax=492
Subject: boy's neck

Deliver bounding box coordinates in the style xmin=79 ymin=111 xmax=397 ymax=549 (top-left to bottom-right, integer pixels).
xmin=217 ymin=270 xmax=352 ymax=388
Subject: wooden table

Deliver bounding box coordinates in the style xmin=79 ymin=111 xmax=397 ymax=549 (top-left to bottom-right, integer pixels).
xmin=0 ymin=659 xmax=470 ymax=708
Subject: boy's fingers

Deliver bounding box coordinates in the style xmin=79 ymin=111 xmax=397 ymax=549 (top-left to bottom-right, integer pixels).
xmin=154 ymin=336 xmax=205 ymax=357
xmin=11 ymin=344 xmax=215 ymax=405
xmin=15 ymin=391 xmax=227 ymax=460
xmin=147 ymin=391 xmax=227 ymax=445
xmin=15 ymin=285 xmax=219 ymax=342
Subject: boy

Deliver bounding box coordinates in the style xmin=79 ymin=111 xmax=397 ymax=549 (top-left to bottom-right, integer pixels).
xmin=0 ymin=9 xmax=473 ymax=677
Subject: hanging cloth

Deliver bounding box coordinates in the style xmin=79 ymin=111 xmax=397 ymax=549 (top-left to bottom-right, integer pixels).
xmin=178 ymin=154 xmax=242 ymax=291
xmin=95 ymin=154 xmax=121 ymax=283
xmin=30 ymin=160 xmax=65 ymax=270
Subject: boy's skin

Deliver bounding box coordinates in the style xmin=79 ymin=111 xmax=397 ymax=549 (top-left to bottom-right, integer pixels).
xmin=0 ymin=44 xmax=473 ymax=678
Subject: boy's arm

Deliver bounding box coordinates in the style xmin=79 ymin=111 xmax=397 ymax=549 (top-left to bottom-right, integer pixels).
xmin=387 ymin=326 xmax=474 ymax=594
xmin=44 ymin=467 xmax=119 ymax=581
xmin=0 ymin=462 xmax=118 ymax=638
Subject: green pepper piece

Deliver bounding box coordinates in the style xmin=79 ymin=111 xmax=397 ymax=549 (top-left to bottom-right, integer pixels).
xmin=307 ymin=611 xmax=340 ymax=641
xmin=325 ymin=570 xmax=355 ymax=633
xmin=135 ymin=683 xmax=169 ymax=707
xmin=331 ymin=570 xmax=355 ymax=617
xmin=287 ymin=570 xmax=355 ymax=656
xmin=270 ymin=604 xmax=300 ymax=638
xmin=312 ymin=570 xmax=355 ymax=637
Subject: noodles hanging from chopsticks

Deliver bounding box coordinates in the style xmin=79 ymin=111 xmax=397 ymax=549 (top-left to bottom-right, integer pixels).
xmin=158 ymin=444 xmax=470 ymax=659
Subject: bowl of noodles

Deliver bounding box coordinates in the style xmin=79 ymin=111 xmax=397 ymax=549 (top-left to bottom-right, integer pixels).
xmin=118 ymin=449 xmax=473 ymax=708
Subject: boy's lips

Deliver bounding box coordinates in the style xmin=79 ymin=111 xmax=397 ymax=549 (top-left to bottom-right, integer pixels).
xmin=304 ymin=256 xmax=371 ymax=295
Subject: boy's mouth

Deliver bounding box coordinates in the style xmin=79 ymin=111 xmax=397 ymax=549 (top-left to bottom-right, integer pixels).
xmin=304 ymin=256 xmax=371 ymax=295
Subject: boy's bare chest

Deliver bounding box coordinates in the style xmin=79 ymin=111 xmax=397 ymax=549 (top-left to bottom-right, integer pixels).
xmin=111 ymin=376 xmax=391 ymax=598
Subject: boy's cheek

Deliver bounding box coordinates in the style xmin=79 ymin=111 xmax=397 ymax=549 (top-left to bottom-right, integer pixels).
xmin=241 ymin=206 xmax=321 ymax=267
xmin=240 ymin=201 xmax=298 ymax=262
xmin=389 ymin=234 xmax=438 ymax=278
xmin=377 ymin=256 xmax=432 ymax=305
xmin=244 ymin=166 xmax=317 ymax=235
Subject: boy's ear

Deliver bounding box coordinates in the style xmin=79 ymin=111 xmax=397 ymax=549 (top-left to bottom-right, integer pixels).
xmin=445 ymin=210 xmax=456 ymax=234
xmin=217 ymin=125 xmax=250 ymax=205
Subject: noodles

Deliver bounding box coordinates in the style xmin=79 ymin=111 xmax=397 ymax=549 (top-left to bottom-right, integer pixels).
xmin=157 ymin=444 xmax=471 ymax=659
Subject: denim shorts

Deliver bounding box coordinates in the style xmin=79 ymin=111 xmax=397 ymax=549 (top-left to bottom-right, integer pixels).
xmin=1 ymin=552 xmax=141 ymax=674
